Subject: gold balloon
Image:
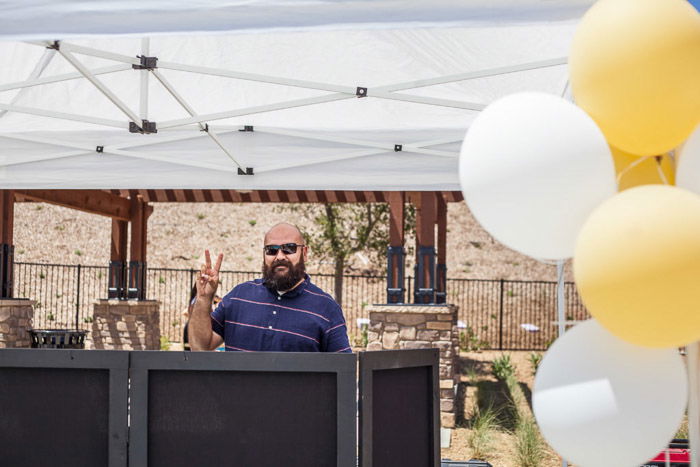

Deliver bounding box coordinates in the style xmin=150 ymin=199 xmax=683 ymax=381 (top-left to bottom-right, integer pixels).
xmin=574 ymin=185 xmax=700 ymax=347
xmin=611 ymin=146 xmax=675 ymax=191
xmin=570 ymin=0 xmax=700 ymax=156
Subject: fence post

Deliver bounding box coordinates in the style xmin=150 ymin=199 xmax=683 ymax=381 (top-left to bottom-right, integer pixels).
xmin=499 ymin=278 xmax=504 ymax=351
xmin=75 ymin=263 xmax=81 ymax=331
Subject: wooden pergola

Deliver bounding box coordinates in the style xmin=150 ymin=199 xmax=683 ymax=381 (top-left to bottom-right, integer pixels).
xmin=0 ymin=189 xmax=463 ymax=305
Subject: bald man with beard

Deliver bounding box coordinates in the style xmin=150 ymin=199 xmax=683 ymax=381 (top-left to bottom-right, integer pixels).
xmin=189 ymin=222 xmax=351 ymax=353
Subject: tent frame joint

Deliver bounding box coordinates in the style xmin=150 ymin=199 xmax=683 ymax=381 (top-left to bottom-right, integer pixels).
xmin=238 ymin=125 xmax=254 ymax=132
xmin=47 ymin=41 xmax=60 ymax=50
xmin=237 ymin=167 xmax=254 ymax=176
xmin=356 ymin=87 xmax=367 ymax=98
xmin=132 ymin=55 xmax=158 ymax=70
xmin=129 ymin=120 xmax=157 ymax=134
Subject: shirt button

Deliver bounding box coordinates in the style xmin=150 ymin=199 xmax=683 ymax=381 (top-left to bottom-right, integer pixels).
xmin=273 ymin=311 xmax=277 ymax=315
xmin=277 ymin=296 xmax=281 ymax=300
xmin=268 ymin=325 xmax=272 ymax=329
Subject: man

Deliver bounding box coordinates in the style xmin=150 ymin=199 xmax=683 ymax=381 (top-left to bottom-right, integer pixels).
xmin=189 ymin=222 xmax=351 ymax=352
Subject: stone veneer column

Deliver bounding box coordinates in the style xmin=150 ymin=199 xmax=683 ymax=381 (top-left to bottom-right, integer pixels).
xmin=91 ymin=300 xmax=160 ymax=350
xmin=365 ymin=304 xmax=459 ymax=429
xmin=0 ymin=299 xmax=34 ymax=348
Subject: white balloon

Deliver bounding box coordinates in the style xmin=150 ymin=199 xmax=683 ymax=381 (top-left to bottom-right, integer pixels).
xmin=676 ymin=123 xmax=700 ymax=193
xmin=459 ymin=92 xmax=616 ymax=260
xmin=533 ymin=320 xmax=687 ymax=467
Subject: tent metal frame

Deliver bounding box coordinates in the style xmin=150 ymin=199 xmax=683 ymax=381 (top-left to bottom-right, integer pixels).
xmin=0 ymin=39 xmax=566 ymax=175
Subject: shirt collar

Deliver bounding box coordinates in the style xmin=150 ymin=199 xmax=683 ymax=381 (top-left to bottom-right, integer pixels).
xmin=264 ymin=274 xmax=310 ymax=298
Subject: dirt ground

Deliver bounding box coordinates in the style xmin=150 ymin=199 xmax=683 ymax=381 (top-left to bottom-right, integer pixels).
xmin=13 ymin=201 xmax=574 ymax=282
xmin=441 ymin=350 xmax=565 ymax=467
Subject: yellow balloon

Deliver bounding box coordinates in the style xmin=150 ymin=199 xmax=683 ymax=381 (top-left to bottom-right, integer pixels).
xmin=611 ymin=146 xmax=675 ymax=191
xmin=574 ymin=185 xmax=700 ymax=347
xmin=570 ymin=0 xmax=700 ymax=156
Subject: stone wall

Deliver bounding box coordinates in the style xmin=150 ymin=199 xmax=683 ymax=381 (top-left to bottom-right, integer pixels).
xmin=365 ymin=304 xmax=460 ymax=428
xmin=91 ymin=300 xmax=160 ymax=350
xmin=0 ymin=299 xmax=34 ymax=348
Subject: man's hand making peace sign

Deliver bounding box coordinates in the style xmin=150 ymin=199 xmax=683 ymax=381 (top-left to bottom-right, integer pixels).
xmin=189 ymin=250 xmax=225 ymax=350
xmin=197 ymin=250 xmax=224 ymax=300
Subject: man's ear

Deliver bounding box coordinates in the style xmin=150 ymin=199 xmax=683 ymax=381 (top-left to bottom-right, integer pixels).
xmin=302 ymin=245 xmax=309 ymax=262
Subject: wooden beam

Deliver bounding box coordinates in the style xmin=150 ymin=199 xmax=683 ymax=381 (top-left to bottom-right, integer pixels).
xmin=111 ymin=220 xmax=128 ymax=262
xmin=0 ymin=190 xmax=14 ymax=244
xmin=436 ymin=194 xmax=447 ymax=265
xmin=15 ymin=190 xmax=131 ymax=221
xmin=130 ymin=196 xmax=147 ymax=263
xmin=388 ymin=192 xmax=405 ymax=248
xmin=105 ymin=189 xmax=464 ymax=204
xmin=0 ymin=190 xmax=15 ymax=298
xmin=416 ymin=192 xmax=436 ymax=248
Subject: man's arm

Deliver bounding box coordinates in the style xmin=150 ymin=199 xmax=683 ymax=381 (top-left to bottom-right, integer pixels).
xmin=188 ymin=295 xmax=223 ymax=351
xmin=189 ymin=250 xmax=225 ymax=351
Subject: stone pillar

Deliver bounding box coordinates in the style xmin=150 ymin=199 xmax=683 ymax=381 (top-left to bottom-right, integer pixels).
xmin=91 ymin=300 xmax=160 ymax=350
xmin=365 ymin=304 xmax=459 ymax=428
xmin=0 ymin=299 xmax=34 ymax=348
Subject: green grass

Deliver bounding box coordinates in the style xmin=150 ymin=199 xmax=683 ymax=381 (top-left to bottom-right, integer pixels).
xmin=514 ymin=416 xmax=547 ymax=467
xmin=468 ymin=402 xmax=500 ymax=460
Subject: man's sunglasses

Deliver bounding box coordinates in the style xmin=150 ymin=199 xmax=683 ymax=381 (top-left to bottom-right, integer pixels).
xmin=264 ymin=243 xmax=305 ymax=256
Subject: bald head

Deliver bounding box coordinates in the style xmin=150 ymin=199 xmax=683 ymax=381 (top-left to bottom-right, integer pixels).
xmin=264 ymin=222 xmax=304 ymax=246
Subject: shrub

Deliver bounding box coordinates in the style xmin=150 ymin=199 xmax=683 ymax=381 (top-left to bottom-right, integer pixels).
xmin=160 ymin=335 xmax=171 ymax=351
xmin=528 ymin=352 xmax=543 ymax=376
xmin=459 ymin=325 xmax=490 ymax=352
xmin=492 ymin=354 xmax=515 ymax=381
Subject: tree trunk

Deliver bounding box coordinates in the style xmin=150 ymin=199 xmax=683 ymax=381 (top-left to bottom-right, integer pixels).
xmin=334 ymin=256 xmax=344 ymax=308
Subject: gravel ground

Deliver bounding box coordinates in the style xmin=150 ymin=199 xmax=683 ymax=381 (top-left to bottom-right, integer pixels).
xmin=14 ymin=200 xmax=574 ymax=282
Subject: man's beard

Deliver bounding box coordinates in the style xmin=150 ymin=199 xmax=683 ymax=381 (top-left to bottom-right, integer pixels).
xmin=263 ymin=257 xmax=306 ymax=292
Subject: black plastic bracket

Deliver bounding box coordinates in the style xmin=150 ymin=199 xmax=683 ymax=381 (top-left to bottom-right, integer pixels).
xmin=96 ymin=146 xmax=104 ymax=153
xmin=129 ymin=120 xmax=157 ymax=134
xmin=237 ymin=167 xmax=254 ymax=175
xmin=47 ymin=41 xmax=60 ymax=50
xmin=394 ymin=144 xmax=402 ymax=152
xmin=201 ymin=123 xmax=209 ymax=133
xmin=239 ymin=125 xmax=254 ymax=132
xmin=356 ymin=87 xmax=367 ymax=98
xmin=132 ymin=55 xmax=158 ymax=70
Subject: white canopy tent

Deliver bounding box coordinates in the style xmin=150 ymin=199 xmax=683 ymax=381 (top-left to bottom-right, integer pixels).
xmin=0 ymin=0 xmax=592 ymax=190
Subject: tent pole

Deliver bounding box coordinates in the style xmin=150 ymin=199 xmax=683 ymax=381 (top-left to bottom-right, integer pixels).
xmin=139 ymin=38 xmax=150 ymax=121
xmin=688 ymin=343 xmax=700 ymax=467
xmin=0 ymin=64 xmax=130 ymax=93
xmin=58 ymin=48 xmax=142 ymax=126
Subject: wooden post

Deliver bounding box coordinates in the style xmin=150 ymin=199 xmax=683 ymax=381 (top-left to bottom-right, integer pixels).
xmin=386 ymin=192 xmax=406 ymax=303
xmin=108 ymin=220 xmax=128 ymax=299
xmin=0 ymin=190 xmax=15 ymax=299
xmin=435 ymin=194 xmax=447 ymax=304
xmin=414 ymin=191 xmax=437 ymax=304
xmin=128 ymin=196 xmax=150 ymax=300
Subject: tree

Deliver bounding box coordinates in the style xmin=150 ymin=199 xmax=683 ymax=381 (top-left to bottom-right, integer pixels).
xmin=286 ymin=203 xmax=414 ymax=308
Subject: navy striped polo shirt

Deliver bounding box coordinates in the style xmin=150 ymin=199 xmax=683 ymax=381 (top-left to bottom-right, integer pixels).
xmin=210 ymin=275 xmax=351 ymax=353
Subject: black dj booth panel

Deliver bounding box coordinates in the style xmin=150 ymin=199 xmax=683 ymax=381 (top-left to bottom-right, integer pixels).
xmin=0 ymin=348 xmax=439 ymax=467
xmin=0 ymin=349 xmax=129 ymax=467
xmin=359 ymin=349 xmax=440 ymax=467
xmin=128 ymin=351 xmax=357 ymax=467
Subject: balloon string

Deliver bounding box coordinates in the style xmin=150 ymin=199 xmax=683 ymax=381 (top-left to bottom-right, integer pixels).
xmin=655 ymin=155 xmax=670 ymax=185
xmin=616 ymin=155 xmax=651 ymax=187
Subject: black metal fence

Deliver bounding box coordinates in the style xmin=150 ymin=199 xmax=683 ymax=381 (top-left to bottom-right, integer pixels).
xmin=13 ymin=262 xmax=589 ymax=350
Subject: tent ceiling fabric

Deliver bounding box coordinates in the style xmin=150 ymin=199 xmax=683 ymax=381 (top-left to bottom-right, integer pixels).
xmin=0 ymin=0 xmax=594 ymax=39
xmin=0 ymin=2 xmax=586 ymax=190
